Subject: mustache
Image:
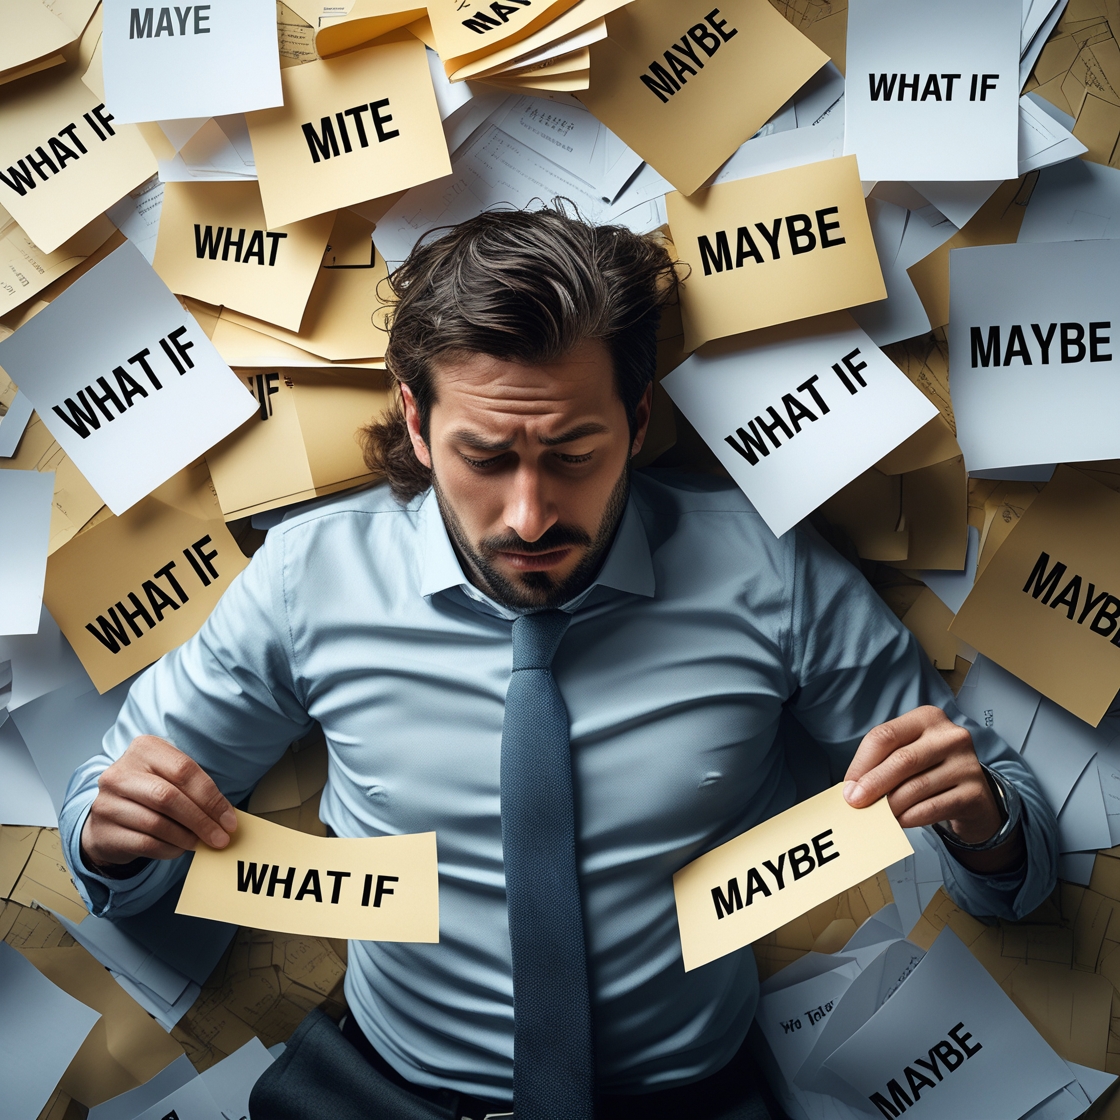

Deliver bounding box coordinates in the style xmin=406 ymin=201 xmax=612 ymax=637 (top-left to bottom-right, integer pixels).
xmin=480 ymin=523 xmax=592 ymax=554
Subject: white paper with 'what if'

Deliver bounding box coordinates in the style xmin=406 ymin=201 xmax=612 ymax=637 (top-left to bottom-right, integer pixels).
xmin=662 ymin=315 xmax=937 ymax=537
xmin=0 ymin=241 xmax=256 ymax=515
xmin=844 ymin=0 xmax=1021 ymax=181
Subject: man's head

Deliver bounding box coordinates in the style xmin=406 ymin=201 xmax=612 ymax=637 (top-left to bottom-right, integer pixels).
xmin=362 ymin=205 xmax=677 ymax=610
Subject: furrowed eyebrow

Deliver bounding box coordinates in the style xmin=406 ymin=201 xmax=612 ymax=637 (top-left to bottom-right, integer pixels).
xmin=449 ymin=430 xmax=516 ymax=452
xmin=538 ymin=423 xmax=610 ymax=447
xmin=449 ymin=422 xmax=609 ymax=451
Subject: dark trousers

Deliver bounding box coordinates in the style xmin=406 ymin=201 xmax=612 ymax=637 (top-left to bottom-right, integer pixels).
xmin=250 ymin=1008 xmax=785 ymax=1120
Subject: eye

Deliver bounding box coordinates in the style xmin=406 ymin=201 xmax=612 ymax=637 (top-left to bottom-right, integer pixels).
xmin=556 ymin=452 xmax=593 ymax=465
xmin=460 ymin=452 xmax=507 ymax=470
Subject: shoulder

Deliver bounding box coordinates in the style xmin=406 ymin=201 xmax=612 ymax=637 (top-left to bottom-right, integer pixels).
xmin=631 ymin=468 xmax=801 ymax=595
xmin=271 ymin=483 xmax=424 ymax=542
xmin=632 ymin=469 xmax=791 ymax=553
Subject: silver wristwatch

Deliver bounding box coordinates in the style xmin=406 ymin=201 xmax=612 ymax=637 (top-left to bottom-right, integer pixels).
xmin=933 ymin=765 xmax=1022 ymax=852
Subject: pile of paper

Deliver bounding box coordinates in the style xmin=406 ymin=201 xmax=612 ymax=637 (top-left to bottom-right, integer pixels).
xmin=7 ymin=0 xmax=1120 ymax=1116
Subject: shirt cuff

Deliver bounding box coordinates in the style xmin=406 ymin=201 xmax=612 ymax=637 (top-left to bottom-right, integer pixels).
xmin=63 ymin=795 xmax=158 ymax=916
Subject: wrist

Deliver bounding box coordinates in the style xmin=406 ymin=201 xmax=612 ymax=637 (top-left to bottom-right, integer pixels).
xmin=934 ymin=765 xmax=1021 ymax=852
xmin=934 ymin=766 xmax=1026 ymax=875
xmin=79 ymin=834 xmax=149 ymax=880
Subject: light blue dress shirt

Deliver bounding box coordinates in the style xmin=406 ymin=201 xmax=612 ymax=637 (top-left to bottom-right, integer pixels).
xmin=60 ymin=470 xmax=1058 ymax=1101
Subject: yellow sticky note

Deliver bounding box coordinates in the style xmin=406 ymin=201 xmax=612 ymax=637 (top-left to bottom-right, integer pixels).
xmin=577 ymin=0 xmax=827 ymax=196
xmin=667 ymin=155 xmax=886 ymax=350
xmin=153 ymin=181 xmax=334 ymax=333
xmin=177 ymin=810 xmax=440 ymax=942
xmin=951 ymin=465 xmax=1120 ymax=726
xmin=0 ymin=66 xmax=156 ymax=253
xmin=44 ymin=489 xmax=248 ymax=693
xmin=427 ymin=0 xmax=581 ymax=72
xmin=245 ymin=38 xmax=451 ymax=228
xmin=673 ymin=783 xmax=912 ymax=971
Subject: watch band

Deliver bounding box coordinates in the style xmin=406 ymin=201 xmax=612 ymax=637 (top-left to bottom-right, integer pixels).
xmin=933 ymin=765 xmax=1022 ymax=853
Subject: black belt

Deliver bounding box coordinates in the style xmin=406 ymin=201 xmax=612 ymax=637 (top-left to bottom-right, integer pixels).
xmin=341 ymin=1014 xmax=511 ymax=1119
xmin=340 ymin=1014 xmax=785 ymax=1120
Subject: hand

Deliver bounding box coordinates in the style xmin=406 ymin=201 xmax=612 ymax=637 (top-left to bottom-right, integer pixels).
xmin=843 ymin=705 xmax=1023 ymax=874
xmin=80 ymin=735 xmax=237 ymax=870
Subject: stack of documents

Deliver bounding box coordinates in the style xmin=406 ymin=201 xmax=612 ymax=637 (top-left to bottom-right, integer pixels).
xmin=4 ymin=0 xmax=1120 ymax=1115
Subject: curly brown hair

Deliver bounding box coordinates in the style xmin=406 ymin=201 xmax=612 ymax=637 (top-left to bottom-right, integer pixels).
xmin=361 ymin=203 xmax=679 ymax=502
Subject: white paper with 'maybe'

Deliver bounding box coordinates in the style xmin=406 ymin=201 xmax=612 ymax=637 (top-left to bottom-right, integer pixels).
xmin=844 ymin=0 xmax=1021 ymax=181
xmin=662 ymin=315 xmax=937 ymax=537
xmin=0 ymin=241 xmax=256 ymax=515
xmin=822 ymin=928 xmax=1073 ymax=1120
xmin=948 ymin=240 xmax=1120 ymax=472
xmin=101 ymin=0 xmax=283 ymax=123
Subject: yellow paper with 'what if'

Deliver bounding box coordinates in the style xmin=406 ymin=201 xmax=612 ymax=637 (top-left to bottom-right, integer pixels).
xmin=177 ymin=809 xmax=440 ymax=942
xmin=673 ymin=783 xmax=912 ymax=971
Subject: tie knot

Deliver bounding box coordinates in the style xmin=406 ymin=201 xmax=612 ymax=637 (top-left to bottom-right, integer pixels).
xmin=510 ymin=609 xmax=571 ymax=671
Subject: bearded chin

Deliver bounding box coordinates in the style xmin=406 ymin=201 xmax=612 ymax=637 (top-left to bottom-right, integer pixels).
xmin=431 ymin=462 xmax=631 ymax=611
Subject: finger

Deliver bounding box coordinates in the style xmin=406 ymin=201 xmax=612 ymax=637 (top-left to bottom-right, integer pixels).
xmin=845 ymin=736 xmax=935 ymax=808
xmin=883 ymin=759 xmax=962 ymax=820
xmin=95 ymin=790 xmax=209 ymax=853
xmin=136 ymin=740 xmax=237 ymax=833
xmin=844 ymin=706 xmax=943 ymax=789
xmin=880 ymin=749 xmax=979 ymax=814
xmin=892 ymin=788 xmax=977 ymax=831
xmin=85 ymin=818 xmax=188 ymax=863
xmin=108 ymin=770 xmax=233 ymax=850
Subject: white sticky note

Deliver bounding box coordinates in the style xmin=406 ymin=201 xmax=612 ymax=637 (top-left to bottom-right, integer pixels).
xmin=101 ymin=0 xmax=283 ymax=123
xmin=0 ymin=241 xmax=256 ymax=515
xmin=0 ymin=469 xmax=54 ymax=636
xmin=948 ymin=240 xmax=1120 ymax=472
xmin=662 ymin=314 xmax=937 ymax=537
xmin=0 ymin=940 xmax=102 ymax=1120
xmin=844 ymin=0 xmax=1021 ymax=181
xmin=824 ymin=929 xmax=1072 ymax=1119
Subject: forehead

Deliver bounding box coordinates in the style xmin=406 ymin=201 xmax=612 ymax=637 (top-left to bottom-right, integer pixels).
xmin=429 ymin=338 xmax=618 ymax=423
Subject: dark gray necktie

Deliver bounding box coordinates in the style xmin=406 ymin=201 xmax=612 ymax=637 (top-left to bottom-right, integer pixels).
xmin=501 ymin=609 xmax=594 ymax=1120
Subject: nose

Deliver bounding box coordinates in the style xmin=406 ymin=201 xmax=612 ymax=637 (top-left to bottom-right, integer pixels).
xmin=503 ymin=462 xmax=557 ymax=543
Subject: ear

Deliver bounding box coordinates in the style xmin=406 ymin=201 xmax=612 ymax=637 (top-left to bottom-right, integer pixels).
xmin=629 ymin=382 xmax=654 ymax=459
xmin=400 ymin=383 xmax=432 ymax=469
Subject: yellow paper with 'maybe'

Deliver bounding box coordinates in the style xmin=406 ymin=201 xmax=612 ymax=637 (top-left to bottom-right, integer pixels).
xmin=667 ymin=155 xmax=885 ymax=350
xmin=673 ymin=784 xmax=912 ymax=971
xmin=177 ymin=810 xmax=440 ymax=943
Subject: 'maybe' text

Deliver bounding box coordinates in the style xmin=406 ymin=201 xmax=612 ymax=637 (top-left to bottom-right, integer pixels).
xmin=463 ymin=0 xmax=531 ymax=34
xmin=698 ymin=207 xmax=845 ymax=275
xmin=51 ymin=327 xmax=197 ymax=440
xmin=869 ymin=1022 xmax=982 ymax=1119
xmin=970 ymin=321 xmax=1111 ymax=367
xmin=1022 ymin=552 xmax=1120 ymax=646
xmin=641 ymin=8 xmax=739 ymax=104
xmin=711 ymin=828 xmax=839 ymax=919
xmin=302 ymin=101 xmax=399 ymax=164
xmin=868 ymin=73 xmax=999 ymax=101
xmin=723 ymin=349 xmax=870 ymax=466
xmin=129 ymin=6 xmax=211 ymax=37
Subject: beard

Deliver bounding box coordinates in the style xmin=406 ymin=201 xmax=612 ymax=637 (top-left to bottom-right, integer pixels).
xmin=432 ymin=462 xmax=631 ymax=611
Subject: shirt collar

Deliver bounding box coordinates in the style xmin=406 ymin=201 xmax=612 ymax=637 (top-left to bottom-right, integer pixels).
xmin=417 ymin=486 xmax=655 ymax=612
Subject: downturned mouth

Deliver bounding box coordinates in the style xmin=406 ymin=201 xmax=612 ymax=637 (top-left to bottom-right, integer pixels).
xmin=494 ymin=547 xmax=574 ymax=571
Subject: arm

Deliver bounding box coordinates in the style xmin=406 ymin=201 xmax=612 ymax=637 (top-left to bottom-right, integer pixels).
xmin=787 ymin=525 xmax=1057 ymax=921
xmin=61 ymin=528 xmax=315 ymax=918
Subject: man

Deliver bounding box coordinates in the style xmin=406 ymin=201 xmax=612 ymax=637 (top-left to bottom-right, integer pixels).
xmin=62 ymin=207 xmax=1056 ymax=1120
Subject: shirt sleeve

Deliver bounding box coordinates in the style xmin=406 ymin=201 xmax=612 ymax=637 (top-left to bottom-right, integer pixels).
xmin=59 ymin=527 xmax=314 ymax=919
xmin=785 ymin=523 xmax=1058 ymax=923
